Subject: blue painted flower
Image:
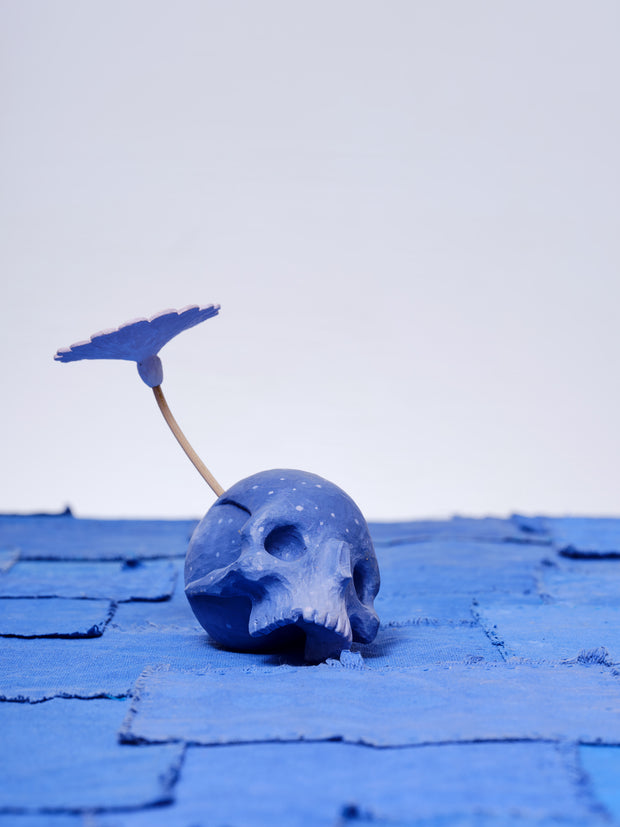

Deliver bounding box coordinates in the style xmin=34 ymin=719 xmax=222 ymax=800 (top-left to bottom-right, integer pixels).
xmin=54 ymin=304 xmax=220 ymax=386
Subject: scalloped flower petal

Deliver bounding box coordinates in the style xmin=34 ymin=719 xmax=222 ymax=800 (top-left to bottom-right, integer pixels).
xmin=54 ymin=304 xmax=220 ymax=386
xmin=55 ymin=305 xmax=219 ymax=364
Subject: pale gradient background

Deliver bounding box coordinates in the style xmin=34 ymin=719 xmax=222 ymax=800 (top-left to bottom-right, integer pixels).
xmin=1 ymin=1 xmax=618 ymax=520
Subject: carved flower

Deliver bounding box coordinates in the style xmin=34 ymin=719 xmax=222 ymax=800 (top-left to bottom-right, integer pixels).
xmin=54 ymin=304 xmax=220 ymax=386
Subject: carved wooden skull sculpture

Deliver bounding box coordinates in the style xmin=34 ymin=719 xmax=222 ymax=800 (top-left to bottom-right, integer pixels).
xmin=185 ymin=469 xmax=380 ymax=662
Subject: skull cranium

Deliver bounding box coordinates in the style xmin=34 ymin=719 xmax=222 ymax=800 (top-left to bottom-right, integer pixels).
xmin=185 ymin=469 xmax=380 ymax=662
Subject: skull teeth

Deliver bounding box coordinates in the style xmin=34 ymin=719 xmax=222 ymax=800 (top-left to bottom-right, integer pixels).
xmin=251 ymin=607 xmax=351 ymax=641
xmin=251 ymin=608 xmax=300 ymax=637
xmin=303 ymin=608 xmax=321 ymax=625
xmin=335 ymin=615 xmax=352 ymax=638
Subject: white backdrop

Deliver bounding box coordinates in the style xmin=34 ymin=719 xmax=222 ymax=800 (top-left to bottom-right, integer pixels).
xmin=1 ymin=1 xmax=618 ymax=521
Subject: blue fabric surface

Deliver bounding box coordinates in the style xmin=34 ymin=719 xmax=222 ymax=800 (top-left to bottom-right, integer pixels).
xmin=0 ymin=816 xmax=82 ymax=827
xmin=0 ymin=546 xmax=19 ymax=572
xmin=368 ymin=516 xmax=546 ymax=546
xmin=120 ymin=661 xmax=620 ymax=746
xmin=0 ymin=597 xmax=113 ymax=638
xmin=540 ymin=558 xmax=620 ymax=605
xmin=369 ymin=517 xmax=550 ymax=545
xmin=0 ymin=699 xmax=183 ymax=810
xmin=0 ymin=514 xmax=197 ymax=560
xmin=539 ymin=517 xmax=620 ymax=558
xmin=352 ymin=622 xmax=503 ymax=667
xmin=0 ymin=630 xmax=221 ymax=701
xmin=109 ymin=562 xmax=202 ymax=633
xmin=374 ymin=589 xmax=478 ymax=625
xmin=1 ymin=513 xmax=620 ymax=825
xmin=0 ymin=559 xmax=177 ymax=601
xmin=377 ymin=540 xmax=545 ymax=596
xmin=474 ymin=596 xmax=620 ymax=663
xmin=96 ymin=741 xmax=600 ymax=827
xmin=0 ymin=624 xmax=502 ymax=703
xmin=580 ymin=745 xmax=620 ymax=821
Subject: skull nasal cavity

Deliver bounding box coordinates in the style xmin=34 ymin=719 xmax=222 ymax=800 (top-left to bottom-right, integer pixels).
xmin=264 ymin=525 xmax=306 ymax=560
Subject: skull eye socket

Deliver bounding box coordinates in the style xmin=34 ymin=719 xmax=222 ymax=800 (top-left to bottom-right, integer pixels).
xmin=353 ymin=563 xmax=366 ymax=601
xmin=264 ymin=525 xmax=306 ymax=561
xmin=353 ymin=557 xmax=378 ymax=603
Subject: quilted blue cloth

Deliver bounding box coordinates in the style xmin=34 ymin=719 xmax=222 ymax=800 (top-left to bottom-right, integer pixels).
xmin=1 ymin=511 xmax=620 ymax=825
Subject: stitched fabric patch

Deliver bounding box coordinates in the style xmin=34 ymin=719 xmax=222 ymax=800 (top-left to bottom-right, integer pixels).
xmin=0 ymin=597 xmax=113 ymax=638
xmin=121 ymin=662 xmax=620 ymax=747
xmin=0 ymin=699 xmax=183 ymax=811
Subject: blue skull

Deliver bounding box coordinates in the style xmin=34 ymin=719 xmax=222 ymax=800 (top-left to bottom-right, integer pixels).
xmin=185 ymin=469 xmax=380 ymax=662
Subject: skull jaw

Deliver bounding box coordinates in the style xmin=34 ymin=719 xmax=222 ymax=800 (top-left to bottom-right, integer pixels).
xmin=186 ymin=593 xmax=353 ymax=662
xmin=250 ymin=606 xmax=353 ymax=663
xmin=295 ymin=619 xmax=353 ymax=663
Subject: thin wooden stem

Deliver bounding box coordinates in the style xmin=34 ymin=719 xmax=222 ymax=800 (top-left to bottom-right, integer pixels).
xmin=152 ymin=385 xmax=225 ymax=497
